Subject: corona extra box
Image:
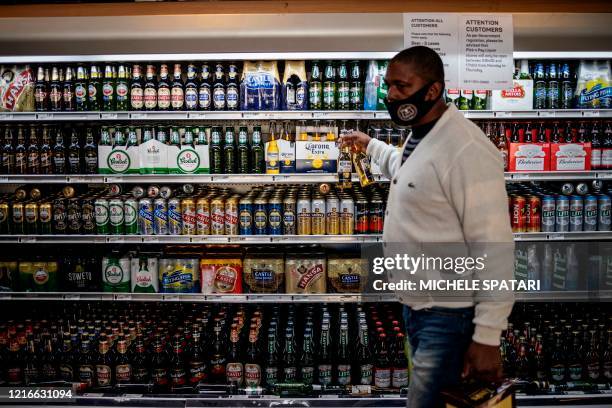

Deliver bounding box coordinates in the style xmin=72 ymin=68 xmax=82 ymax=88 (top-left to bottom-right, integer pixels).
xmin=295 ymin=141 xmax=339 ymax=173
xmin=492 ymin=80 xmax=534 ymax=111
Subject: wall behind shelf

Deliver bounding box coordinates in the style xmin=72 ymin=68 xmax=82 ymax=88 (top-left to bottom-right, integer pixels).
xmin=0 ymin=13 xmax=610 ymax=56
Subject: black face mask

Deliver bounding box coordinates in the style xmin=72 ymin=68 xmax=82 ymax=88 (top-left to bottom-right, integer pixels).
xmin=384 ymin=82 xmax=440 ymax=126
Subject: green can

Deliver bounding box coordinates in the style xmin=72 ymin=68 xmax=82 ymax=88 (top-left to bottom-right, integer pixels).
xmin=123 ymin=198 xmax=138 ymax=235
xmin=102 ymin=255 xmax=130 ymax=292
xmin=95 ymin=198 xmax=110 ymax=234
xmin=109 ymin=198 xmax=124 ymax=235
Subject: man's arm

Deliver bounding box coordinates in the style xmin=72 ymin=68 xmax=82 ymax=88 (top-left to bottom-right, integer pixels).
xmin=366 ymin=138 xmax=403 ymax=180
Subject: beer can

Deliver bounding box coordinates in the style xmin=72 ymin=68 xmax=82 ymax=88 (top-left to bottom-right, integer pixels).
xmin=224 ymin=196 xmax=239 ymax=236
xmin=339 ymin=197 xmax=354 ymax=235
xmin=510 ymin=195 xmax=526 ymax=233
xmin=81 ymin=198 xmax=95 ymax=235
xmin=576 ymin=183 xmax=589 ymax=196
xmin=153 ymin=198 xmax=168 ymax=235
xmin=526 ymin=196 xmax=541 ymax=233
xmin=583 ymin=195 xmax=598 ymax=232
xmin=311 ymin=196 xmax=326 ymax=235
xmin=124 ymin=198 xmax=138 ymax=235
xmin=355 ymin=198 xmax=369 ymax=234
xmin=94 ymin=198 xmax=109 ymax=234
xmin=102 ymin=255 xmax=131 ymax=292
xmin=168 ymin=198 xmax=182 ymax=235
xmin=561 ymin=183 xmax=574 ymax=196
xmin=107 ymin=184 xmax=121 ymax=197
xmin=109 ymin=198 xmax=124 ymax=235
xmin=67 ymin=198 xmax=82 ymax=235
xmin=159 ymin=186 xmax=173 ymax=200
xmin=591 ymin=180 xmax=604 ymax=193
xmin=0 ymin=202 xmax=9 ymax=234
xmin=147 ymin=185 xmax=160 ymax=199
xmin=597 ymin=194 xmax=611 ymax=231
xmin=138 ymin=198 xmax=154 ymax=235
xmin=282 ymin=196 xmax=296 ymax=235
xmin=239 ymin=197 xmax=253 ymax=235
xmin=369 ymin=197 xmax=384 ymax=234
xmin=253 ymin=197 xmax=268 ymax=235
xmin=569 ymin=196 xmax=584 ymax=232
xmin=268 ymin=196 xmax=283 ymax=235
xmin=297 ymin=197 xmax=311 ymax=235
xmin=210 ymin=197 xmax=225 ymax=236
xmin=196 ymin=197 xmax=211 ymax=235
xmin=25 ymin=202 xmax=38 ymax=234
xmin=182 ymin=184 xmax=195 ymax=195
xmin=131 ymin=186 xmax=145 ymax=199
xmin=555 ymin=195 xmax=569 ymax=232
xmin=38 ymin=202 xmax=52 ymax=235
xmin=325 ymin=195 xmax=339 ymax=235
xmin=541 ymin=195 xmax=556 ymax=233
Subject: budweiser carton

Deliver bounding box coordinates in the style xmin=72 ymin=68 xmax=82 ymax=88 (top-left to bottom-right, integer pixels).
xmin=509 ymin=143 xmax=550 ymax=172
xmin=492 ymin=80 xmax=534 ymax=111
xmin=550 ymin=143 xmax=592 ymax=171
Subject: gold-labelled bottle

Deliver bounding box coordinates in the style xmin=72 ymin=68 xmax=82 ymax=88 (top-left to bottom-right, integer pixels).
xmin=34 ymin=66 xmax=49 ymax=111
xmin=352 ymin=144 xmax=374 ymax=187
xmin=337 ymin=145 xmax=352 ymax=189
xmin=266 ymin=123 xmax=280 ymax=174
xmin=171 ymin=63 xmax=185 ymax=111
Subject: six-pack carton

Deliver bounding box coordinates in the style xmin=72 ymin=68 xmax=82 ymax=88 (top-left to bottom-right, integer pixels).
xmin=167 ymin=143 xmax=210 ymax=174
xmin=139 ymin=138 xmax=168 ymax=174
xmin=550 ymin=143 xmax=592 ymax=171
xmin=492 ymin=80 xmax=534 ymax=111
xmin=98 ymin=143 xmax=140 ymax=174
xmin=508 ymin=143 xmax=551 ymax=172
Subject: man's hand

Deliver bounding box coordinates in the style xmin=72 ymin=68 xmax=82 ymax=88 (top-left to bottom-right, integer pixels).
xmin=338 ymin=130 xmax=372 ymax=153
xmin=462 ymin=341 xmax=503 ymax=382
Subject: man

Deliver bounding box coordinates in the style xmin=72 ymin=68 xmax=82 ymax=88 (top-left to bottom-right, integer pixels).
xmin=340 ymin=46 xmax=514 ymax=407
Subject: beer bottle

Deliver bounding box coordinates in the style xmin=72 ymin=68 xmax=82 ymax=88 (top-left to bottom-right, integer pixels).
xmin=6 ymin=338 xmax=24 ymax=385
xmin=515 ymin=337 xmax=530 ymax=379
xmin=251 ymin=125 xmax=264 ymax=174
xmin=584 ymin=330 xmax=600 ymax=381
xmin=264 ymin=328 xmax=279 ymax=388
xmin=95 ymin=339 xmax=114 ymax=388
xmin=601 ymin=122 xmax=612 ymax=170
xmin=39 ymin=126 xmax=52 ymax=175
xmin=603 ymin=329 xmax=612 ymax=381
xmin=151 ymin=337 xmax=169 ymax=391
xmin=14 ymin=126 xmax=26 ymax=175
xmin=223 ymin=126 xmax=236 ymax=174
xmin=546 ymin=62 xmax=560 ymax=110
xmin=169 ymin=127 xmax=181 ymax=149
xmin=144 ymin=65 xmax=157 ymax=111
xmin=244 ymin=329 xmax=262 ymax=387
xmin=198 ymin=64 xmax=212 ymax=111
xmin=171 ymin=64 xmax=185 ymax=111
xmin=23 ymin=337 xmax=39 ymax=385
xmin=266 ymin=123 xmax=280 ymax=174
xmin=534 ymin=62 xmax=546 ymax=110
xmin=88 ymin=65 xmax=102 ymax=111
xmin=112 ymin=338 xmax=131 ymax=384
xmin=213 ymin=63 xmax=226 ymax=111
xmin=226 ymin=324 xmax=243 ymax=386
xmin=209 ymin=126 xmax=222 ymax=174
xmin=53 ymin=127 xmax=66 ymax=174
xmin=353 ymin=145 xmax=374 ymax=187
xmin=309 ymin=61 xmax=323 ymax=110
xmin=58 ymin=338 xmax=75 ymax=382
xmin=49 ymin=66 xmax=63 ymax=111
xmin=316 ymin=324 xmax=332 ymax=386
xmin=560 ymin=62 xmax=574 ymax=109
xmin=355 ymin=324 xmax=373 ymax=385
xmin=131 ymin=335 xmax=149 ymax=384
xmin=209 ymin=324 xmax=227 ymax=383
xmin=83 ymin=127 xmax=98 ymax=174
xmin=298 ymin=330 xmax=315 ymax=385
xmin=374 ymin=333 xmax=391 ymax=389
xmin=226 ymin=62 xmax=239 ymax=111
xmin=75 ymin=65 xmax=88 ymax=111
xmin=34 ymin=66 xmax=49 ymax=111
xmin=129 ymin=64 xmax=144 ymax=110
xmin=337 ymin=60 xmax=350 ymax=110
xmin=169 ymin=334 xmax=187 ymax=388
xmin=1 ymin=127 xmax=14 ymax=174
xmin=336 ymin=323 xmax=351 ymax=386
xmin=549 ymin=332 xmax=565 ymax=383
xmin=185 ymin=64 xmax=199 ymax=111
xmin=68 ymin=128 xmax=82 ymax=174
xmin=282 ymin=327 xmax=297 ymax=383
xmin=63 ymin=67 xmax=76 ymax=111
xmin=349 ymin=61 xmax=363 ymax=110
xmin=533 ymin=335 xmax=547 ymax=381
xmin=567 ymin=332 xmax=583 ymax=381
xmin=323 ymin=61 xmax=336 ymax=110
xmin=338 ymin=143 xmax=352 ymax=189
xmin=187 ymin=330 xmax=207 ymax=386
xmin=78 ymin=340 xmax=95 ymax=389
xmin=115 ymin=64 xmax=129 ymax=111
xmin=102 ymin=64 xmax=115 ymax=111
xmin=157 ymin=64 xmax=171 ymax=111
xmin=237 ymin=126 xmax=249 ymax=174
xmin=40 ymin=337 xmax=58 ymax=381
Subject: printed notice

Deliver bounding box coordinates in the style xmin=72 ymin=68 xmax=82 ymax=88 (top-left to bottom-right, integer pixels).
xmin=403 ymin=14 xmax=513 ymax=90
xmin=403 ymin=13 xmax=459 ymax=88
xmin=459 ymin=15 xmax=514 ymax=89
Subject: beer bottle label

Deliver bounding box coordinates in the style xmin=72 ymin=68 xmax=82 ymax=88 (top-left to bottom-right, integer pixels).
xmin=153 ymin=368 xmax=169 ymax=385
xmin=59 ymin=364 xmax=73 ymax=381
xmin=75 ymin=84 xmax=86 ymax=104
xmin=317 ymin=364 xmax=332 ymax=385
xmin=185 ymin=88 xmax=198 ymax=109
xmin=350 ymin=83 xmax=362 ymax=105
xmin=35 ymin=88 xmax=47 ymax=104
xmin=359 ymin=363 xmax=373 ymax=385
xmin=199 ymin=87 xmax=211 ymax=109
xmin=323 ymin=83 xmax=335 ymax=105
xmin=550 ymin=365 xmax=565 ymax=381
xmin=79 ymin=365 xmax=94 ymax=386
xmin=374 ymin=367 xmax=391 ymax=388
xmin=50 ymin=88 xmax=62 ymax=104
xmin=391 ymin=367 xmax=409 ymax=388
xmin=296 ymin=84 xmax=306 ymax=107
xmin=24 ymin=366 xmax=38 ymax=384
xmin=7 ymin=367 xmax=23 ymax=384
xmin=604 ymin=362 xmax=612 ymax=379
xmin=226 ymin=85 xmax=238 ymax=109
xmin=144 ymin=88 xmax=157 ymax=109
xmin=102 ymin=83 xmax=114 ymax=102
xmin=96 ymin=364 xmax=112 ymax=386
xmin=188 ymin=361 xmax=206 ymax=384
xmin=244 ymin=363 xmax=261 ymax=387
xmin=283 ymin=366 xmax=297 ymax=382
xmin=116 ymin=363 xmax=132 ymax=382
xmin=264 ymin=366 xmax=278 ymax=385
xmin=587 ymin=363 xmax=600 ymax=380
xmin=568 ymin=364 xmax=582 ymax=380
xmin=300 ymin=366 xmax=314 ymax=384
xmin=171 ymin=87 xmax=184 ymax=109
xmin=170 ymin=367 xmax=187 ymax=386
xmin=116 ymin=83 xmax=129 ymax=101
xmin=226 ymin=362 xmax=244 ymax=384
xmin=157 ymin=88 xmax=171 ymax=109
xmin=337 ymin=364 xmax=351 ymax=385
xmin=133 ymin=367 xmax=149 ymax=382
xmin=338 ymin=82 xmax=349 ymax=105
xmin=309 ymin=83 xmax=321 ymax=107
xmin=88 ymin=84 xmax=97 ymax=101
xmin=42 ymin=364 xmax=57 ymax=380
xmin=131 ymin=88 xmax=144 ymax=109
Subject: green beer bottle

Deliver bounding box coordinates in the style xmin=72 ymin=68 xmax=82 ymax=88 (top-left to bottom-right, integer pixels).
xmin=250 ymin=125 xmax=264 ymax=174
xmin=237 ymin=126 xmax=249 ymax=174
xmin=309 ymin=61 xmax=323 ymax=110
xmin=210 ymin=126 xmax=222 ymax=174
xmin=88 ymin=65 xmax=102 ymax=111
xmin=337 ymin=60 xmax=350 ymax=110
xmin=322 ymin=61 xmax=336 ymax=110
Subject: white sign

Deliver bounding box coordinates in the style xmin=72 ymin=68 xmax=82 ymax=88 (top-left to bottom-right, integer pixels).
xmin=404 ymin=13 xmax=514 ymax=90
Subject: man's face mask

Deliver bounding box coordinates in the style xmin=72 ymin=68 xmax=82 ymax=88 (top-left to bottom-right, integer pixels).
xmin=384 ymin=82 xmax=440 ymax=126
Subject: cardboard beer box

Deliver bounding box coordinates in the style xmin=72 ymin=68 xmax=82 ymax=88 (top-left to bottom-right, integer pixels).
xmin=98 ymin=142 xmax=140 ymax=174
xmin=492 ymin=79 xmax=534 ymax=111
xmin=508 ymin=143 xmax=550 ymax=172
xmin=167 ymin=143 xmax=210 ymax=174
xmin=550 ymin=142 xmax=592 ymax=171
xmin=294 ymin=125 xmax=339 ymax=173
xmin=139 ymin=138 xmax=168 ymax=174
xmin=264 ymin=138 xmax=295 ymax=173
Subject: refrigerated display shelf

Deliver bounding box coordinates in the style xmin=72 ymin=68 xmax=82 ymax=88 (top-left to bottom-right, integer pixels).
xmin=0 ymin=109 xmax=610 ymax=122
xmin=1 ymin=171 xmax=611 ymax=184
xmin=514 ymin=290 xmax=612 ymax=301
xmin=513 ymin=231 xmax=612 ymax=241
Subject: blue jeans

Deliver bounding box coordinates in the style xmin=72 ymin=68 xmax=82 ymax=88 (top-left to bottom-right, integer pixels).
xmin=403 ymin=305 xmax=475 ymax=408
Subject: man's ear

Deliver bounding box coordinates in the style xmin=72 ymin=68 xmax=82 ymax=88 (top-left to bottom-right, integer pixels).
xmin=428 ymin=82 xmax=444 ymax=101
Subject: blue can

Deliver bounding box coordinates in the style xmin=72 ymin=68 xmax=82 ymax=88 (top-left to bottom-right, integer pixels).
xmin=569 ymin=195 xmax=584 ymax=232
xmin=168 ymin=198 xmax=182 ymax=235
xmin=153 ymin=198 xmax=168 ymax=235
xmin=584 ymin=195 xmax=598 ymax=232
xmin=541 ymin=195 xmax=556 ymax=233
xmin=253 ymin=197 xmax=268 ymax=235
xmin=239 ymin=197 xmax=253 ymax=235
xmin=268 ymin=197 xmax=283 ymax=235
xmin=555 ymin=196 xmax=569 ymax=232
xmin=138 ymin=198 xmax=154 ymax=235
xmin=598 ymin=194 xmax=611 ymax=231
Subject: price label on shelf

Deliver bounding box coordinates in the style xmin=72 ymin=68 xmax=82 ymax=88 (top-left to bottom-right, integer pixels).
xmin=37 ymin=113 xmax=53 ymax=120
xmin=549 ymin=233 xmax=565 ymax=240
xmin=496 ymin=111 xmax=513 ymax=118
xmin=65 ymin=294 xmax=81 ymax=300
xmin=20 ymin=237 xmax=36 ymax=243
xmin=164 ymin=295 xmax=180 ymax=302
xmin=539 ymin=111 xmax=555 ymax=118
xmin=189 ymin=113 xmax=207 ymax=119
xmin=0 ymin=294 xmax=11 ymax=300
xmin=116 ymin=294 xmax=132 ymax=301
xmin=583 ymin=110 xmax=600 ymax=117
xmin=130 ymin=113 xmax=148 ymax=119
xmin=101 ymin=113 xmax=118 ymax=119
xmin=107 ymin=237 xmax=126 ymax=243
xmin=511 ymin=173 xmax=531 ymax=180
xmin=2 ymin=114 xmax=14 ymax=120
xmin=105 ymin=176 xmax=124 ymax=183
xmin=0 ymin=177 xmax=8 ymax=183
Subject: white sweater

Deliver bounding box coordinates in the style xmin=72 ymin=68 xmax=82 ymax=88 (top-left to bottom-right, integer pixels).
xmin=367 ymin=103 xmax=515 ymax=346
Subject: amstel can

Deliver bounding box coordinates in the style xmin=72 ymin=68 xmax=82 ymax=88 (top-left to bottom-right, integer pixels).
xmin=25 ymin=202 xmax=39 ymax=235
xmin=181 ymin=198 xmax=196 ymax=235
xmin=124 ymin=198 xmax=138 ymax=235
xmin=168 ymin=198 xmax=182 ymax=235
xmin=196 ymin=197 xmax=211 ymax=235
xmin=153 ymin=198 xmax=168 ymax=235
xmin=225 ymin=196 xmax=239 ymax=235
xmin=138 ymin=198 xmax=154 ymax=235
xmin=239 ymin=197 xmax=253 ymax=235
xmin=38 ymin=202 xmax=52 ymax=234
xmin=210 ymin=197 xmax=225 ymax=235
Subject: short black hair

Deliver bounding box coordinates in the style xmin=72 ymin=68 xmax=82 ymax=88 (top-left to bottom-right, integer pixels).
xmin=390 ymin=46 xmax=445 ymax=84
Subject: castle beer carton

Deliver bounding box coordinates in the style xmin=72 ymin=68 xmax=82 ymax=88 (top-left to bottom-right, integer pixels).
xmin=509 ymin=143 xmax=551 ymax=172
xmin=550 ymin=143 xmax=592 ymax=171
xmin=167 ymin=143 xmax=210 ymax=174
xmin=98 ymin=143 xmax=140 ymax=174
xmin=139 ymin=138 xmax=168 ymax=174
xmin=492 ymin=80 xmax=534 ymax=111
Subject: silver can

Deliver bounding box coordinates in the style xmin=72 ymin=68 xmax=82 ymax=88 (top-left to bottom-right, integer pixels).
xmin=138 ymin=198 xmax=154 ymax=235
xmin=159 ymin=186 xmax=173 ymax=200
xmin=555 ymin=196 xmax=569 ymax=232
xmin=147 ymin=185 xmax=160 ymax=199
xmin=168 ymin=198 xmax=182 ymax=235
xmin=584 ymin=195 xmax=598 ymax=232
xmin=153 ymin=198 xmax=169 ymax=235
xmin=569 ymin=196 xmax=583 ymax=232
xmin=598 ymin=194 xmax=611 ymax=231
xmin=541 ymin=196 xmax=556 ymax=233
xmin=131 ymin=186 xmax=145 ymax=199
